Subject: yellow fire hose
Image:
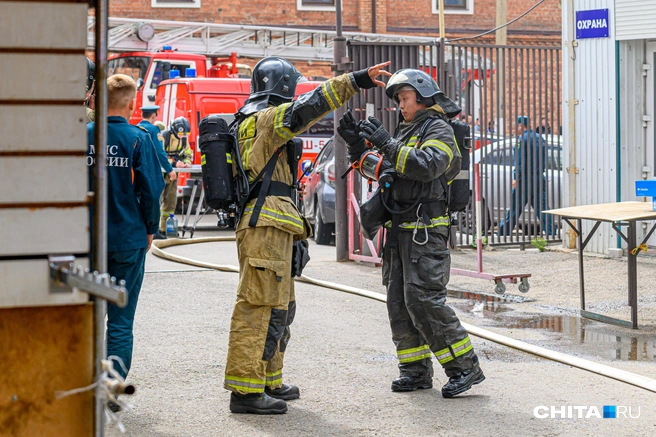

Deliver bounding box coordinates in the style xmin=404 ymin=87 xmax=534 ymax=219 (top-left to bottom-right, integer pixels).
xmin=152 ymin=237 xmax=656 ymax=394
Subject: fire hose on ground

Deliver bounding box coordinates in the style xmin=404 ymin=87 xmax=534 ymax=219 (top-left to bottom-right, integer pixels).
xmin=151 ymin=237 xmax=656 ymax=394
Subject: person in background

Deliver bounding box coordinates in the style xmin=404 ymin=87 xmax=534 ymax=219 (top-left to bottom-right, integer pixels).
xmin=498 ymin=116 xmax=553 ymax=237
xmin=138 ymin=105 xmax=176 ymax=185
xmin=155 ymin=116 xmax=192 ymax=239
xmin=86 ymin=74 xmax=164 ymax=409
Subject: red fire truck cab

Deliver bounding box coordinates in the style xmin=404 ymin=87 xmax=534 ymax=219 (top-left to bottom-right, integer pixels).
xmin=107 ymin=48 xmax=243 ymax=124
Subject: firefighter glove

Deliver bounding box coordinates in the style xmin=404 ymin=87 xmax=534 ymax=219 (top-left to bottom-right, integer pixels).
xmin=291 ymin=240 xmax=310 ymax=277
xmin=338 ymin=110 xmax=367 ymax=164
xmin=358 ymin=117 xmax=392 ymax=152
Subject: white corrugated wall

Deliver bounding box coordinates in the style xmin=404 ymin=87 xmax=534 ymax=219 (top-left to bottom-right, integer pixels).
xmin=563 ymin=0 xmax=618 ymax=254
xmin=616 ymin=0 xmax=656 ymax=40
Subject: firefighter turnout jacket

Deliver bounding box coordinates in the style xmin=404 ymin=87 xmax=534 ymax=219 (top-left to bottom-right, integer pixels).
xmin=382 ymin=104 xmax=461 ymax=231
xmin=235 ymin=73 xmax=360 ymax=238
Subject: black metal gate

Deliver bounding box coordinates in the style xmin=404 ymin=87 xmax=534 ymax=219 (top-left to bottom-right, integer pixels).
xmin=347 ymin=41 xmax=562 ymax=247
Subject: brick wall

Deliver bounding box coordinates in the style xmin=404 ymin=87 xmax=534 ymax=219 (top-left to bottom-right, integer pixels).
xmin=109 ymin=0 xmax=561 ymax=42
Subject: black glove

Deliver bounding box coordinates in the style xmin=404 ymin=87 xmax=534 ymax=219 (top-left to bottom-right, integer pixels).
xmin=352 ymin=69 xmax=377 ymax=90
xmin=337 ymin=110 xmax=367 ymax=164
xmin=358 ymin=117 xmax=392 ymax=152
xmin=291 ymin=240 xmax=310 ymax=277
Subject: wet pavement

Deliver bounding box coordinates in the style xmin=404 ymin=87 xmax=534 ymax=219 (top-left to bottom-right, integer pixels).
xmin=448 ymin=289 xmax=656 ymax=362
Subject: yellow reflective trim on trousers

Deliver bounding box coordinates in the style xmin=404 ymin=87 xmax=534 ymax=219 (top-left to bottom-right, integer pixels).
xmin=420 ymin=139 xmax=453 ymax=163
xmin=398 ymin=345 xmax=432 ymax=362
xmin=328 ymin=81 xmax=343 ymax=107
xmin=435 ymin=336 xmax=473 ymax=364
xmin=397 ymin=344 xmax=432 ymax=363
xmin=321 ymin=83 xmax=337 ymax=110
xmin=266 ymin=371 xmax=283 ymax=386
xmin=242 ymin=206 xmax=304 ymax=230
xmin=225 ymin=375 xmax=266 ymax=392
xmin=395 ymin=146 xmax=413 ymax=173
xmin=274 ymin=103 xmax=295 ymax=141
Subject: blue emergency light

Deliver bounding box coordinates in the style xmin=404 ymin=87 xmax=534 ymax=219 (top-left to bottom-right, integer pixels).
xmin=169 ymin=70 xmax=180 ymax=79
xmin=635 ymin=179 xmax=656 ymax=210
xmin=185 ymin=68 xmax=197 ymax=78
xmin=162 ymin=45 xmax=173 ymax=51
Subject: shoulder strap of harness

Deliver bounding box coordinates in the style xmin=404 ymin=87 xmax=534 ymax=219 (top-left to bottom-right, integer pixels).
xmin=247 ymin=146 xmax=285 ymax=227
xmin=417 ymin=115 xmax=451 ymax=212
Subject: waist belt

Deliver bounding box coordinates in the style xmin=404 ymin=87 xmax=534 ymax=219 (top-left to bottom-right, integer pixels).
xmin=246 ymin=181 xmax=293 ymax=203
xmin=397 ymin=200 xmax=447 ymax=223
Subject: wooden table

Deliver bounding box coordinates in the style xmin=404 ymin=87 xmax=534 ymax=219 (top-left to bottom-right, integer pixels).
xmin=544 ymin=202 xmax=656 ymax=329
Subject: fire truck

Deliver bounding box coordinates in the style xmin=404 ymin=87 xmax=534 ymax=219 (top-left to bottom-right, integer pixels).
xmin=154 ymin=75 xmax=333 ymax=208
xmin=107 ymin=47 xmax=247 ymax=124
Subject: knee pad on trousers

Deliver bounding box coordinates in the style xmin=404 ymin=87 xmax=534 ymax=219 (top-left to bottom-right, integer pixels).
xmin=262 ymin=308 xmax=288 ymax=361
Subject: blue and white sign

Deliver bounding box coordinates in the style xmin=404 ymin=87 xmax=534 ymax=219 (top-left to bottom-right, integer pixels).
xmin=575 ymin=9 xmax=609 ymax=39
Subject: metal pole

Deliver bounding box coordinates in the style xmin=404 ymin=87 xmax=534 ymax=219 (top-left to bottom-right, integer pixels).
xmin=334 ymin=0 xmax=349 ymax=261
xmin=496 ymin=0 xmax=507 ymax=114
xmin=438 ymin=0 xmax=445 ymax=40
xmin=93 ymin=1 xmax=109 ymax=434
xmin=566 ymin=0 xmax=578 ymax=248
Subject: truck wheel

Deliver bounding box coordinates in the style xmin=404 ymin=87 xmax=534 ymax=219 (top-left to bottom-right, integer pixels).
xmin=314 ymin=208 xmax=332 ymax=245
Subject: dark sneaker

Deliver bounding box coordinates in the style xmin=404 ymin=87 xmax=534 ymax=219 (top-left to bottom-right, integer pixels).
xmin=108 ymin=400 xmax=121 ymax=413
xmin=391 ymin=374 xmax=433 ymax=392
xmin=265 ymin=384 xmax=300 ymax=400
xmin=441 ymin=365 xmax=485 ymax=398
xmin=153 ymin=232 xmax=167 ymax=240
xmin=229 ymin=392 xmax=288 ymax=415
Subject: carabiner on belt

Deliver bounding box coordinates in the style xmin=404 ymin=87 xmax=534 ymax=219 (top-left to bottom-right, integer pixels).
xmin=412 ymin=203 xmax=429 ymax=246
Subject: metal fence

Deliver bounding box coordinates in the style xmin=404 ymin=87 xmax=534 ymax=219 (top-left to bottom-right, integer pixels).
xmin=347 ymin=40 xmax=562 ymax=247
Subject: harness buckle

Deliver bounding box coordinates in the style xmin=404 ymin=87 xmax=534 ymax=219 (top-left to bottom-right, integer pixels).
xmin=412 ymin=204 xmax=429 ymax=246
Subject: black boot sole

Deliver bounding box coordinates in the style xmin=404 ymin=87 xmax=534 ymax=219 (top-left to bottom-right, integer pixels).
xmin=391 ymin=381 xmax=433 ymax=392
xmin=441 ymin=371 xmax=485 ymax=398
xmin=230 ymin=404 xmax=288 ymax=414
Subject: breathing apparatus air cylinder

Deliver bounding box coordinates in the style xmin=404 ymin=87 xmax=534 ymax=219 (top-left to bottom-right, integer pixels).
xmin=199 ymin=115 xmax=236 ymax=213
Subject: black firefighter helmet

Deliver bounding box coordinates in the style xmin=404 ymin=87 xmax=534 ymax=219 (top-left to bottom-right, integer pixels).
xmin=249 ymin=57 xmax=304 ymax=104
xmin=385 ymin=68 xmax=461 ymax=119
xmin=86 ymin=57 xmax=95 ymax=93
xmin=170 ymin=116 xmax=191 ymax=139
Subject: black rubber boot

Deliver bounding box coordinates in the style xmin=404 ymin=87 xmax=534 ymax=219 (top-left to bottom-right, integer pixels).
xmin=441 ymin=358 xmax=485 ymax=398
xmin=391 ymin=374 xmax=433 ymax=392
xmin=265 ymin=384 xmax=300 ymax=400
xmin=229 ymin=392 xmax=288 ymax=414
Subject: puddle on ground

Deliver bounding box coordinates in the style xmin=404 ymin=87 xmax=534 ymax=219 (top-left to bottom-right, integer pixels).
xmin=448 ymin=293 xmax=656 ymax=362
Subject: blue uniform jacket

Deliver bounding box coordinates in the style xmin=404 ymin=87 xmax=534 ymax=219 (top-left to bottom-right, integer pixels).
xmin=87 ymin=116 xmax=165 ymax=252
xmin=514 ymin=129 xmax=547 ymax=185
xmin=138 ymin=120 xmax=173 ymax=173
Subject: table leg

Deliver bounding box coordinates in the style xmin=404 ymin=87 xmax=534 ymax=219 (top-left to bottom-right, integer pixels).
xmin=577 ymin=218 xmax=585 ymax=310
xmin=628 ymin=221 xmax=638 ymax=329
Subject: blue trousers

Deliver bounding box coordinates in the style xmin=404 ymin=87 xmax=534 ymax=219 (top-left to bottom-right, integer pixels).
xmin=107 ymin=247 xmax=147 ymax=379
xmin=498 ymin=182 xmax=554 ymax=236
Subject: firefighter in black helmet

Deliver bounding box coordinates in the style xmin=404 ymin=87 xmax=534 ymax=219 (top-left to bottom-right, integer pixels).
xmin=155 ymin=116 xmax=192 ymax=238
xmin=224 ymin=56 xmax=392 ymax=415
xmin=338 ymin=68 xmax=485 ymax=398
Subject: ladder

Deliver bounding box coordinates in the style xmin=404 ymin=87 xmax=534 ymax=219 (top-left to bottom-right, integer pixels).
xmin=88 ymin=17 xmax=437 ymax=61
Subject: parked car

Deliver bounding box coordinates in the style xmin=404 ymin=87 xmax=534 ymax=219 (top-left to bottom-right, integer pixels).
xmin=471 ymin=135 xmax=563 ymax=234
xmin=301 ymin=137 xmax=335 ymax=245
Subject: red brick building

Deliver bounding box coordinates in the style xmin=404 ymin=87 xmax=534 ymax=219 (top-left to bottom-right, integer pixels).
xmin=109 ymin=0 xmax=561 ymax=44
xmin=107 ymin=0 xmax=561 ymax=77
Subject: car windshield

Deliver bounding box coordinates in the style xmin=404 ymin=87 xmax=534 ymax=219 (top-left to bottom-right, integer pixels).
xmin=108 ymin=56 xmax=151 ymax=82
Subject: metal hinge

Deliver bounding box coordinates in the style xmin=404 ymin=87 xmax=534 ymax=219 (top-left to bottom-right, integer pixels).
xmin=49 ymin=255 xmax=127 ymax=307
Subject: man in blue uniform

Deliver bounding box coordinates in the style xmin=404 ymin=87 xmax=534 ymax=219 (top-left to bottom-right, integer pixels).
xmin=87 ymin=74 xmax=164 ymax=382
xmin=138 ymin=104 xmax=176 ymax=185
